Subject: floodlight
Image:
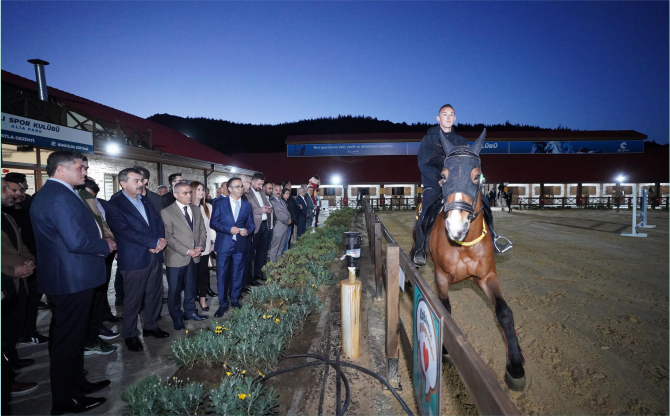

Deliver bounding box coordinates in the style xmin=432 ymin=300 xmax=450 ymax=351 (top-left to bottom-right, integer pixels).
xmin=106 ymin=143 xmax=120 ymax=155
xmin=332 ymin=175 xmax=342 ymax=184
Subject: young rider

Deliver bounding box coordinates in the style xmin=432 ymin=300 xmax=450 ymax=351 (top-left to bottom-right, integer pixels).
xmin=411 ymin=104 xmax=512 ymax=267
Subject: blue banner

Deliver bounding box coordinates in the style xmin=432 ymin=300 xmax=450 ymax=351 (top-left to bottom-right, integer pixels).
xmin=288 ymin=140 xmax=643 ymax=157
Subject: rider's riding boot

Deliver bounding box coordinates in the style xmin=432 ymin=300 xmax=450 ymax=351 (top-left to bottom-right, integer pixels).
xmin=488 ymin=224 xmax=514 ymax=253
xmin=412 ymin=239 xmax=427 ymax=266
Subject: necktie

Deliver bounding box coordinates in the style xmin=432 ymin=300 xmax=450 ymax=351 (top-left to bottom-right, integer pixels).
xmin=184 ymin=206 xmax=193 ymax=230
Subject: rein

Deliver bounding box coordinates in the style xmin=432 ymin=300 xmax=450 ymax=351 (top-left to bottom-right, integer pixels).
xmin=453 ymin=215 xmax=487 ymax=247
xmin=442 ymin=183 xmax=484 ymax=223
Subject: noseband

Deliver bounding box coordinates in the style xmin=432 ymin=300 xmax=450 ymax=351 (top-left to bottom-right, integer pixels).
xmin=442 ymin=147 xmax=484 ymax=223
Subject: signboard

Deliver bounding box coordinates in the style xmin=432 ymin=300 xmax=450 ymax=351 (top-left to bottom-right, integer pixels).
xmin=413 ymin=283 xmax=442 ymax=415
xmin=1 ymin=113 xmax=94 ymax=153
xmin=287 ymin=140 xmax=643 ymax=157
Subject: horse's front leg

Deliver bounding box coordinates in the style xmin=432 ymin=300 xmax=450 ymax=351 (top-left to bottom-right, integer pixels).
xmin=475 ymin=273 xmax=526 ymax=391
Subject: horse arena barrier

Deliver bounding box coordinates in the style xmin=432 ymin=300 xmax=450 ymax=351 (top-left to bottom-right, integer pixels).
xmin=621 ymin=188 xmax=656 ymax=237
xmin=362 ymin=199 xmax=520 ymax=416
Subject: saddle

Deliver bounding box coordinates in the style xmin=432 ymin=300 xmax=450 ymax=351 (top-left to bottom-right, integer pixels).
xmin=421 ymin=197 xmax=445 ymax=242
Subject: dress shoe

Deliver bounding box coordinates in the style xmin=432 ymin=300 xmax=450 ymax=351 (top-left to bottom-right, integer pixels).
xmin=13 ymin=358 xmax=35 ymax=369
xmin=174 ymin=322 xmax=185 ymax=331
xmin=206 ymin=288 xmax=217 ymax=297
xmin=200 ymin=304 xmax=210 ymax=312
xmin=19 ymin=332 xmax=49 ymax=345
xmin=51 ymin=396 xmax=106 ymax=415
xmin=183 ymin=312 xmax=207 ymax=321
xmin=143 ymin=327 xmax=170 ymax=338
xmin=98 ymin=326 xmax=119 ymax=340
xmin=125 ymin=337 xmax=143 ymax=352
xmin=213 ymin=306 xmax=228 ymax=318
xmin=231 ymin=302 xmax=241 ymax=309
xmin=11 ymin=381 xmax=38 ymax=396
xmin=81 ymin=379 xmax=111 ymax=395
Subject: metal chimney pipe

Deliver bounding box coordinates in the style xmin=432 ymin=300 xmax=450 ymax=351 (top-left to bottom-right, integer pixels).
xmin=27 ymin=59 xmax=50 ymax=101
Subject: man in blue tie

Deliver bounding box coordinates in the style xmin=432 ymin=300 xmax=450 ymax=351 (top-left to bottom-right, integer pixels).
xmin=209 ymin=177 xmax=255 ymax=317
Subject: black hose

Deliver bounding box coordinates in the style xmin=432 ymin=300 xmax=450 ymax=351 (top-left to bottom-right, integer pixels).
xmin=336 ymin=351 xmax=342 ymax=416
xmin=253 ymin=353 xmax=414 ymax=416
xmin=252 ymin=356 xmax=351 ymax=415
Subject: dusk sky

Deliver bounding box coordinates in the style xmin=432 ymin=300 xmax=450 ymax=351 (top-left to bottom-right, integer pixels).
xmin=2 ymin=1 xmax=668 ymax=143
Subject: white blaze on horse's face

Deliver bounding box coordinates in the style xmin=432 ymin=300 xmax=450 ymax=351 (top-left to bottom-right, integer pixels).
xmin=445 ymin=193 xmax=471 ymax=242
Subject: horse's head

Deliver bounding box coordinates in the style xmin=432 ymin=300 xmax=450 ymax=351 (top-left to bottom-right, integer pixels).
xmin=440 ymin=129 xmax=486 ymax=242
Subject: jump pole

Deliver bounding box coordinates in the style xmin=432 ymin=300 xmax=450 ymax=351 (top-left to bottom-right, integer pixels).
xmin=621 ymin=186 xmax=651 ymax=237
xmin=638 ymin=189 xmax=656 ymax=229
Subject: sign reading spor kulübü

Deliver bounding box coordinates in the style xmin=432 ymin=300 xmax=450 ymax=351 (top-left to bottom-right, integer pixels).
xmin=2 ymin=113 xmax=94 ymax=153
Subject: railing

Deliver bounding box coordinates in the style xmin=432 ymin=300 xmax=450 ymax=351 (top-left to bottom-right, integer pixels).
xmin=513 ymin=196 xmax=669 ymax=210
xmin=362 ymin=199 xmax=519 ymax=416
xmin=1 ymin=89 xmax=153 ymax=150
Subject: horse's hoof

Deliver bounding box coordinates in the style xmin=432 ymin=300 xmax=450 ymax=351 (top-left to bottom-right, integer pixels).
xmin=504 ymin=366 xmax=526 ymax=391
xmin=442 ymin=353 xmax=454 ymax=366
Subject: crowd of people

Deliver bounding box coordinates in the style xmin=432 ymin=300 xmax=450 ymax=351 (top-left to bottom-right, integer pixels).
xmin=1 ymin=150 xmax=322 ymax=414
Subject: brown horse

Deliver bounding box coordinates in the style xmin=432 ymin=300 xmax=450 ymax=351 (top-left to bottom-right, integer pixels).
xmin=416 ymin=129 xmax=526 ymax=390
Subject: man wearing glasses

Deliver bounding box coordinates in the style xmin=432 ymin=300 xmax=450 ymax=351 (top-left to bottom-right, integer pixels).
xmin=209 ymin=177 xmax=255 ymax=318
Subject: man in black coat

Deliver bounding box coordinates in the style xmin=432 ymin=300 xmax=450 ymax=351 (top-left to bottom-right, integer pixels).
xmin=134 ymin=166 xmax=164 ymax=214
xmin=412 ymin=104 xmax=512 ymax=266
xmin=162 ymin=172 xmax=183 ymax=208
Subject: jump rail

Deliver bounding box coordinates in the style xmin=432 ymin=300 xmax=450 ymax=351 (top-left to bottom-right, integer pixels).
xmin=362 ymin=199 xmax=520 ymax=416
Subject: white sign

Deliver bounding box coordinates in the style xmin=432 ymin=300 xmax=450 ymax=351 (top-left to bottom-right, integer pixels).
xmin=399 ymin=266 xmax=405 ymax=292
xmin=1 ymin=113 xmax=94 ymax=153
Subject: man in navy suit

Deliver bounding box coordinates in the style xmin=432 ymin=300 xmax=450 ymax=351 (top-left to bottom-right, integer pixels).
xmin=210 ymin=177 xmax=255 ymax=317
xmin=105 ymin=168 xmax=169 ymax=353
xmin=30 ymin=150 xmax=114 ymax=415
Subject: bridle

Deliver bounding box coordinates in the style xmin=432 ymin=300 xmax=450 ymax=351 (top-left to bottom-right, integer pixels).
xmin=441 ymin=147 xmax=484 ymax=223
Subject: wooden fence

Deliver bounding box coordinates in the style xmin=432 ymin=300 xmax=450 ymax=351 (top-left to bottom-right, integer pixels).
xmin=363 ymin=199 xmax=520 ymax=415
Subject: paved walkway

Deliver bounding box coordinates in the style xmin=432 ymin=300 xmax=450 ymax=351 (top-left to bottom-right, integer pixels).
xmin=10 ymin=209 xmax=332 ymax=415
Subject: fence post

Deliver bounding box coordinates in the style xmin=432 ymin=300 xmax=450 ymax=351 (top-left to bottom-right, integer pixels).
xmin=385 ymin=244 xmax=400 ymax=389
xmin=374 ymin=221 xmax=383 ymax=302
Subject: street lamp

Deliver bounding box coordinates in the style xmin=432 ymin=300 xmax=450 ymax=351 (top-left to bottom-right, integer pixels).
xmin=332 ymin=175 xmax=341 ymax=185
xmin=106 ymin=143 xmax=120 ymax=155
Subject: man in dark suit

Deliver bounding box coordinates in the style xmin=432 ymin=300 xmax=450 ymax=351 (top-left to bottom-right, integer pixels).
xmin=210 ymin=177 xmax=255 ymax=317
xmin=134 ymin=165 xmax=164 ymax=214
xmin=162 ymin=172 xmax=183 ymax=208
xmin=296 ymin=184 xmax=312 ymax=237
xmin=161 ymin=182 xmax=207 ymax=330
xmin=105 ymin=168 xmax=169 ymax=353
xmin=30 ymin=151 xmax=114 ymax=415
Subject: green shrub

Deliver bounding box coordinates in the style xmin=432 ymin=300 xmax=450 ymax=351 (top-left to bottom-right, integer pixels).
xmin=121 ymin=375 xmax=204 ymax=416
xmin=324 ymin=207 xmax=356 ymax=228
xmin=208 ymin=375 xmax=278 ymax=416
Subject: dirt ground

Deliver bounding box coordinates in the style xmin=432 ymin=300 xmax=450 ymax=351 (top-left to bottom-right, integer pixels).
xmin=377 ymin=207 xmax=669 ymax=415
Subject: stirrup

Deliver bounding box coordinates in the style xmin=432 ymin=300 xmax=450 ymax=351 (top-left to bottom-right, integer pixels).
xmin=412 ymin=248 xmax=426 ymax=266
xmin=494 ymin=236 xmax=513 ymax=253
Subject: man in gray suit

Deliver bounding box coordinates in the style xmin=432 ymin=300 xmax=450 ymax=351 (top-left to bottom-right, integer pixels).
xmin=160 ymin=182 xmax=207 ymax=330
xmin=268 ymin=184 xmax=291 ymax=262
xmin=244 ymin=173 xmax=272 ymax=287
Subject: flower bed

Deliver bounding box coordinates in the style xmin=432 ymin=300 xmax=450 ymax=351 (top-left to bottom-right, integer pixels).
xmin=121 ymin=208 xmax=356 ymax=415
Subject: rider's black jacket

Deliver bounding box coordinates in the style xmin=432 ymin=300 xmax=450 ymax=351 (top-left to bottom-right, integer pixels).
xmin=418 ymin=126 xmax=467 ymax=189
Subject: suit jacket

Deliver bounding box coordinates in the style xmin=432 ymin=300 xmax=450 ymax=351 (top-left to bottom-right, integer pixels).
xmin=30 ymin=180 xmax=109 ymax=296
xmin=245 ymin=188 xmax=271 ymax=235
xmin=286 ymin=196 xmax=299 ymax=223
xmin=105 ymin=191 xmax=165 ymax=270
xmin=270 ymin=196 xmax=290 ymax=226
xmin=161 ymin=202 xmax=207 ymax=268
xmin=1 ymin=211 xmax=35 ymax=293
xmin=210 ymin=196 xmax=255 ymax=254
xmin=295 ymin=194 xmax=311 ymax=219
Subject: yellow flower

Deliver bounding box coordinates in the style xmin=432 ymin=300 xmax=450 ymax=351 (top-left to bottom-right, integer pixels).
xmin=279 ymin=301 xmax=284 ymax=306
xmin=223 ymin=327 xmax=228 ymax=330
xmin=275 ymin=318 xmax=280 ymax=323
xmin=312 ymin=284 xmax=315 ymax=287
xmin=241 ymin=370 xmax=246 ymax=374
xmin=283 ymin=311 xmax=287 ymax=314
xmin=226 ymin=372 xmax=231 ymax=376
xmin=238 ymin=393 xmax=247 ymax=400
xmin=185 ymin=330 xmax=189 ymax=333
xmin=257 ymin=370 xmax=265 ymax=377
